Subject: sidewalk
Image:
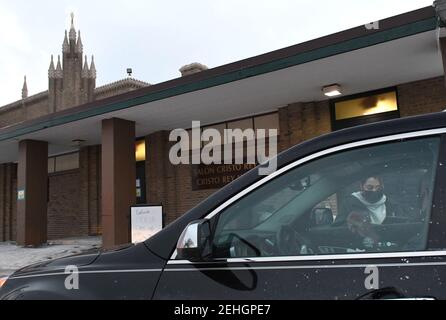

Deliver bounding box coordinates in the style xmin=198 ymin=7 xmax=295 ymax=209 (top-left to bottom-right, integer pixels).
xmin=0 ymin=237 xmax=102 ymax=277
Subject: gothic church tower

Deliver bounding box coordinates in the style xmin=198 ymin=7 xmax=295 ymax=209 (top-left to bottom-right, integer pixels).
xmin=48 ymin=13 xmax=96 ymax=112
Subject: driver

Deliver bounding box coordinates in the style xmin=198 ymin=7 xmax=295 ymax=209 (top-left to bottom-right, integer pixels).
xmin=335 ymin=176 xmax=403 ymax=226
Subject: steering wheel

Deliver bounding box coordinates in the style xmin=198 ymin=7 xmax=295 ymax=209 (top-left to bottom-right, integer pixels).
xmin=276 ymin=225 xmax=312 ymax=256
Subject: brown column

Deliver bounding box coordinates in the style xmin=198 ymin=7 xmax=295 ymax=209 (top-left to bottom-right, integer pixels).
xmin=0 ymin=163 xmax=17 ymax=242
xmin=0 ymin=164 xmax=5 ymax=242
xmin=101 ymin=118 xmax=136 ymax=249
xmin=79 ymin=145 xmax=102 ymax=236
xmin=145 ymin=131 xmax=179 ymax=224
xmin=440 ymin=37 xmax=446 ymax=88
xmin=17 ymin=140 xmax=48 ymax=246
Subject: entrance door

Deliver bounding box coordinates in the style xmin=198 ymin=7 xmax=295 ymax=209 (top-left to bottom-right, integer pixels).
xmin=136 ymin=161 xmax=146 ymax=204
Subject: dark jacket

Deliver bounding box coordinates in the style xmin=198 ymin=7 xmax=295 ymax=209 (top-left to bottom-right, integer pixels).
xmin=334 ymin=194 xmax=404 ymax=226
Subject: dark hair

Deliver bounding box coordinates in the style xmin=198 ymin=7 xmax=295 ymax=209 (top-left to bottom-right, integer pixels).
xmin=361 ymin=176 xmax=383 ymax=186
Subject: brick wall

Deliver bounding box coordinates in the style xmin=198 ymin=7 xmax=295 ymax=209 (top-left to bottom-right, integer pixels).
xmin=145 ymin=131 xmax=177 ymax=224
xmin=278 ymin=100 xmax=332 ymax=152
xmin=145 ymin=132 xmax=218 ymax=224
xmin=0 ymin=149 xmax=102 ymax=241
xmin=398 ymin=77 xmax=446 ymax=117
xmin=0 ymin=108 xmax=23 ymax=129
xmin=47 ymin=170 xmax=87 ymax=239
xmin=79 ymin=145 xmax=102 ymax=235
xmin=0 ymin=96 xmax=50 ymax=129
xmin=25 ymin=98 xmax=50 ymax=121
xmin=175 ymin=164 xmax=218 ymax=223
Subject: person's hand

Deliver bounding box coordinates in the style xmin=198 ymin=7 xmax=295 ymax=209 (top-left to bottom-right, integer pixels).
xmin=346 ymin=211 xmax=379 ymax=244
xmin=347 ymin=211 xmax=368 ymax=233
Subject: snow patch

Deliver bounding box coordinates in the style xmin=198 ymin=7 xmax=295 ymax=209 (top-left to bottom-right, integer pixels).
xmin=0 ymin=237 xmax=101 ymax=276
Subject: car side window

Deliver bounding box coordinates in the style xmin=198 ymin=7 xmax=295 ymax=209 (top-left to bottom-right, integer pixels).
xmin=211 ymin=137 xmax=440 ymax=259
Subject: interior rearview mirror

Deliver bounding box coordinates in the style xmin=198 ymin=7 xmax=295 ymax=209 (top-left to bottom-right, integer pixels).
xmin=290 ymin=176 xmax=311 ymax=191
xmin=176 ymin=220 xmax=211 ymax=262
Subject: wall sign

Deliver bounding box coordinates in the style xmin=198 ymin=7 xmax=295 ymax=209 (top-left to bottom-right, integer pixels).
xmin=17 ymin=190 xmax=25 ymax=201
xmin=130 ymin=205 xmax=164 ymax=244
xmin=192 ymin=163 xmax=257 ymax=190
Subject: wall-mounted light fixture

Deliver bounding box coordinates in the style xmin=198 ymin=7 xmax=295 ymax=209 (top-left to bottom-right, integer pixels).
xmin=322 ymin=84 xmax=342 ymax=97
xmin=71 ymin=139 xmax=86 ymax=147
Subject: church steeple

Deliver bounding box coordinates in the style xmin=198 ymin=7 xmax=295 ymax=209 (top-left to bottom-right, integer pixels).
xmin=89 ymin=55 xmax=96 ymax=79
xmin=63 ymin=31 xmax=69 ymax=53
xmin=76 ymin=31 xmax=83 ymax=53
xmin=49 ymin=13 xmax=96 ymax=112
xmin=48 ymin=55 xmax=56 ymax=78
xmin=55 ymin=55 xmax=63 ymax=78
xmin=82 ymin=55 xmax=89 ymax=77
xmin=69 ymin=12 xmax=76 ymax=41
xmin=22 ymin=76 xmax=28 ymax=99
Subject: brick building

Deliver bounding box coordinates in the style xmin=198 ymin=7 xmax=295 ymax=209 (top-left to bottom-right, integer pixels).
xmin=1 ymin=5 xmax=446 ymax=248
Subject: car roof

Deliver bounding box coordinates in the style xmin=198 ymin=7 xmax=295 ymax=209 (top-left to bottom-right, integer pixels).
xmin=284 ymin=111 xmax=446 ymax=164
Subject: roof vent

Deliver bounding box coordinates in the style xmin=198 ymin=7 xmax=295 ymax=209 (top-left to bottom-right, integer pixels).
xmin=179 ymin=62 xmax=208 ymax=77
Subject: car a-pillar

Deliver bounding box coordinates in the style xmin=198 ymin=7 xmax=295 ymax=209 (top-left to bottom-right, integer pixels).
xmin=16 ymin=140 xmax=48 ymax=247
xmin=440 ymin=36 xmax=446 ymax=88
xmin=101 ymin=118 xmax=136 ymax=249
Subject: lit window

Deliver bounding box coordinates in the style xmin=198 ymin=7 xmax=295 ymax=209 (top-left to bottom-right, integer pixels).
xmin=136 ymin=140 xmax=146 ymax=162
xmin=334 ymin=90 xmax=398 ymax=121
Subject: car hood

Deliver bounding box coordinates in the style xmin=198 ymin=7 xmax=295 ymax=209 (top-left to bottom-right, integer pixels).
xmin=11 ymin=248 xmax=101 ymax=277
xmin=9 ymin=243 xmax=135 ymax=277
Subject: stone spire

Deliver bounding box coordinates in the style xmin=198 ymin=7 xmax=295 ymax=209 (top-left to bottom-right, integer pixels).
xmin=82 ymin=55 xmax=90 ymax=77
xmin=89 ymin=55 xmax=96 ymax=78
xmin=48 ymin=55 xmax=56 ymax=78
xmin=55 ymin=55 xmax=63 ymax=78
xmin=76 ymin=30 xmax=83 ymax=53
xmin=69 ymin=12 xmax=76 ymax=41
xmin=63 ymin=30 xmax=69 ymax=53
xmin=22 ymin=76 xmax=28 ymax=99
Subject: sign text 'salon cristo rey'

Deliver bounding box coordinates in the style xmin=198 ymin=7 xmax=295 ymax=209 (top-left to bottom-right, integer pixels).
xmin=192 ymin=163 xmax=257 ymax=190
xmin=169 ymin=121 xmax=279 ymax=191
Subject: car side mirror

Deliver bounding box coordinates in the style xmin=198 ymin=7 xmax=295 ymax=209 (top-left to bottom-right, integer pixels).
xmin=176 ymin=220 xmax=211 ymax=262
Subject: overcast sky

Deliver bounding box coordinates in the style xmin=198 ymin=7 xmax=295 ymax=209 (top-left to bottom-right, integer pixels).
xmin=0 ymin=0 xmax=434 ymax=107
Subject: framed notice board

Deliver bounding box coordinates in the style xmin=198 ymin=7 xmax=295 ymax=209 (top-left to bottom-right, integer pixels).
xmin=130 ymin=204 xmax=164 ymax=244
